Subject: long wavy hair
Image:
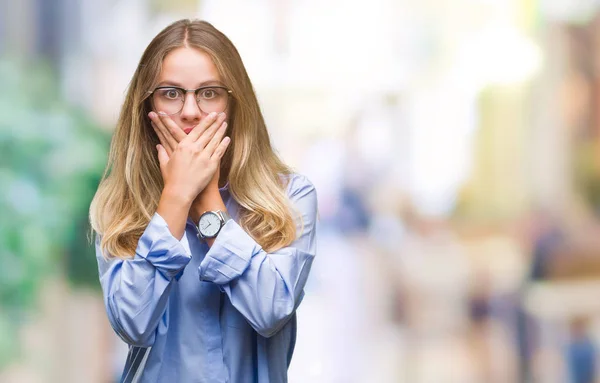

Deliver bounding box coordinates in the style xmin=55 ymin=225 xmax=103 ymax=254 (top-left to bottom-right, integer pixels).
xmin=90 ymin=19 xmax=297 ymax=259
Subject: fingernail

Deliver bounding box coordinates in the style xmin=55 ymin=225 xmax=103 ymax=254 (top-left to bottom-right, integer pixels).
xmin=209 ymin=112 xmax=218 ymax=118
xmin=218 ymin=112 xmax=225 ymax=117
xmin=158 ymin=111 xmax=167 ymax=116
xmin=148 ymin=112 xmax=156 ymax=119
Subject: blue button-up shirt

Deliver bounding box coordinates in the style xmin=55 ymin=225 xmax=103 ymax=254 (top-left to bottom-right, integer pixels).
xmin=95 ymin=173 xmax=317 ymax=382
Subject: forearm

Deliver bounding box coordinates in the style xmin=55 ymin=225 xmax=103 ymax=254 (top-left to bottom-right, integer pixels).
xmin=220 ymin=247 xmax=314 ymax=337
xmin=157 ymin=188 xmax=193 ymax=240
xmin=197 ymin=176 xmax=318 ymax=337
xmin=104 ymin=260 xmax=176 ymax=346
xmin=198 ymin=220 xmax=316 ymax=337
xmin=96 ymin=214 xmax=192 ymax=346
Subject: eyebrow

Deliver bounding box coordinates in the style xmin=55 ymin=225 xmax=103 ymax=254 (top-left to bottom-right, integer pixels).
xmin=156 ymin=80 xmax=225 ymax=88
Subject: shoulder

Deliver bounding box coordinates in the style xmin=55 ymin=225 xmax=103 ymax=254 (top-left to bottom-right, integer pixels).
xmin=282 ymin=172 xmax=317 ymax=200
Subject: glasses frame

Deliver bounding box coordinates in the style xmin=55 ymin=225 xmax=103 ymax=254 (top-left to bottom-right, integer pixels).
xmin=146 ymin=85 xmax=233 ymax=116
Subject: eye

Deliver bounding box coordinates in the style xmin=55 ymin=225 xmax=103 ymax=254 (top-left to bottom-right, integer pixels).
xmin=199 ymin=88 xmax=218 ymax=99
xmin=159 ymin=88 xmax=182 ymax=100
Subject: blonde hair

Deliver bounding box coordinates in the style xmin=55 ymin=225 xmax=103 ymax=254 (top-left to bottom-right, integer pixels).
xmin=90 ymin=19 xmax=297 ymax=259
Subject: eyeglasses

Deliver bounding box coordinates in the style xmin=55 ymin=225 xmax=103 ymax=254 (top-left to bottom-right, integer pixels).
xmin=146 ymin=85 xmax=232 ymax=116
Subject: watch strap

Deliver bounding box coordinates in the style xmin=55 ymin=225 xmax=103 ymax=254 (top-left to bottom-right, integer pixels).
xmin=217 ymin=210 xmax=232 ymax=223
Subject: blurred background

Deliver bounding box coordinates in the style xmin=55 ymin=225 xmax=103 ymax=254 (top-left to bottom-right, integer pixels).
xmin=4 ymin=0 xmax=600 ymax=382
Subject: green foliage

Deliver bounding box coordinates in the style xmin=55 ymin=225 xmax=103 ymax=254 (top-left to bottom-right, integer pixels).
xmin=0 ymin=57 xmax=109 ymax=367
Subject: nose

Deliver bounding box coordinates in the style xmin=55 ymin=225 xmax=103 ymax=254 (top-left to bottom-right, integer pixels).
xmin=179 ymin=92 xmax=203 ymax=123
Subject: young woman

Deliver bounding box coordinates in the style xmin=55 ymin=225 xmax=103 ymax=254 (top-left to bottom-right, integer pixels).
xmin=89 ymin=19 xmax=317 ymax=383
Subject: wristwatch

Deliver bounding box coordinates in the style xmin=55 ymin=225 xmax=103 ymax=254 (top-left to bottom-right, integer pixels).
xmin=196 ymin=210 xmax=232 ymax=240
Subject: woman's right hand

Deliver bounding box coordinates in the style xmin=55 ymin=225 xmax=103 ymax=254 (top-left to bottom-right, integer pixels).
xmin=157 ymin=111 xmax=230 ymax=203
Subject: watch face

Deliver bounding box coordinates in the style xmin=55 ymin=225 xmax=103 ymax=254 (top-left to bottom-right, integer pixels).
xmin=199 ymin=212 xmax=221 ymax=237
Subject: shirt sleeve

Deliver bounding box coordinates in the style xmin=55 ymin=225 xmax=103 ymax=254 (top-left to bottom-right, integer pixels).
xmin=96 ymin=213 xmax=192 ymax=347
xmin=198 ymin=175 xmax=318 ymax=338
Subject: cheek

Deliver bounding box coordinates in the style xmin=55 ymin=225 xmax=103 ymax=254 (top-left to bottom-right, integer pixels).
xmin=224 ymin=104 xmax=231 ymax=120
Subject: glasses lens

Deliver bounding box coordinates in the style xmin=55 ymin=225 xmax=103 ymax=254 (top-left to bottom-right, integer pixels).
xmin=197 ymin=87 xmax=229 ymax=114
xmin=152 ymin=88 xmax=184 ymax=115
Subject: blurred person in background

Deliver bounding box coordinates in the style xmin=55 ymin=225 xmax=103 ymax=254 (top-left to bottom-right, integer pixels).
xmin=89 ymin=19 xmax=318 ymax=383
xmin=566 ymin=317 xmax=596 ymax=383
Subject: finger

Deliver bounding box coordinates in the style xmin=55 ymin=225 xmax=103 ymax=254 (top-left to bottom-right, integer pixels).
xmin=204 ymin=122 xmax=228 ymax=155
xmin=149 ymin=112 xmax=178 ymax=153
xmin=196 ymin=114 xmax=227 ymax=149
xmin=186 ymin=111 xmax=223 ymax=142
xmin=210 ymin=136 xmax=231 ymax=160
xmin=151 ymin=112 xmax=180 ymax=148
xmin=157 ymin=112 xmax=187 ymax=143
xmin=156 ymin=144 xmax=169 ymax=174
xmin=151 ymin=121 xmax=173 ymax=156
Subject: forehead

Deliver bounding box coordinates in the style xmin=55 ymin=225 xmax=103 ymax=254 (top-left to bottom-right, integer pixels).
xmin=158 ymin=47 xmax=221 ymax=86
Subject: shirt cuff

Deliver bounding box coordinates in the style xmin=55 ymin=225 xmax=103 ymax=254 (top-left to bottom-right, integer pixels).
xmin=198 ymin=219 xmax=261 ymax=284
xmin=137 ymin=213 xmax=192 ymax=280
